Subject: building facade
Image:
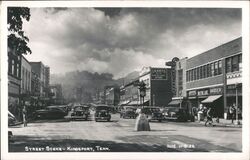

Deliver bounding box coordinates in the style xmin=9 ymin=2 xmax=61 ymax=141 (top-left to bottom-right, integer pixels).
xmin=105 ymin=86 xmax=120 ymax=106
xmin=185 ymin=37 xmax=242 ymax=118
xmin=139 ymin=67 xmax=173 ymax=106
xmin=30 ymin=62 xmax=46 ymax=97
xmin=8 ymin=47 xmax=22 ymax=119
xmin=21 ymin=56 xmax=32 ymax=95
xmin=50 ymin=84 xmax=64 ymax=104
xmin=119 ymin=79 xmax=140 ymax=106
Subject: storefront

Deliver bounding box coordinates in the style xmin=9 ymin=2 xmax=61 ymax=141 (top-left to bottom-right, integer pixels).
xmin=187 ymin=86 xmax=224 ymax=118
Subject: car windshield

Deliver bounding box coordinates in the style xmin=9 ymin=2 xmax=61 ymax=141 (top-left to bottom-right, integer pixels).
xmin=164 ymin=107 xmax=179 ymax=112
xmin=141 ymin=108 xmax=151 ymax=114
xmin=150 ymin=108 xmax=161 ymax=112
xmin=96 ymin=106 xmax=109 ymax=111
xmin=74 ymin=106 xmax=88 ymax=111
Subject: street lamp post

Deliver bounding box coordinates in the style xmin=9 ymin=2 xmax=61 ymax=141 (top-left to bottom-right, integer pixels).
xmin=235 ymin=83 xmax=240 ymax=125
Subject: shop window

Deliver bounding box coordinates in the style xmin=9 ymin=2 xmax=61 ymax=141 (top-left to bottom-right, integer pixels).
xmin=232 ymin=55 xmax=239 ymax=72
xmin=214 ymin=61 xmax=218 ymax=75
xmin=218 ymin=60 xmax=222 ymax=74
xmin=211 ymin=62 xmax=214 ymax=76
xmin=226 ymin=57 xmax=232 ymax=73
xmin=186 ymin=71 xmax=189 ymax=82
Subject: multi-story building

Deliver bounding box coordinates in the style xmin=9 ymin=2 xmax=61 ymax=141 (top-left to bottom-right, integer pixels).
xmin=185 ymin=37 xmax=242 ymax=118
xmin=105 ymin=86 xmax=120 ymax=106
xmin=50 ymin=84 xmax=63 ymax=104
xmin=119 ymin=79 xmax=140 ymax=106
xmin=44 ymin=66 xmax=50 ymax=97
xmin=30 ymin=62 xmax=46 ymax=97
xmin=139 ymin=67 xmax=173 ymax=106
xmin=31 ymin=70 xmax=40 ymax=97
xmin=20 ymin=56 xmax=32 ymax=95
xmin=8 ymin=47 xmax=22 ymax=118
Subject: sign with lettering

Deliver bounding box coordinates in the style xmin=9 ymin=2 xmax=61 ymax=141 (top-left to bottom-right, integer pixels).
xmin=197 ymin=89 xmax=209 ymax=96
xmin=151 ymin=68 xmax=167 ymax=80
xmin=188 ymin=90 xmax=196 ymax=97
xmin=210 ymin=87 xmax=222 ymax=95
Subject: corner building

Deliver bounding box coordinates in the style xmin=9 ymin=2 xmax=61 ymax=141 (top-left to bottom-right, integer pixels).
xmin=185 ymin=37 xmax=242 ymax=119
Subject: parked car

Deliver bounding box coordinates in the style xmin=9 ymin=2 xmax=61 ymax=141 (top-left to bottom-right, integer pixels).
xmin=162 ymin=107 xmax=189 ymax=122
xmin=69 ymin=105 xmax=90 ymax=120
xmin=120 ymin=106 xmax=137 ymax=119
xmin=94 ymin=105 xmax=111 ymax=122
xmin=34 ymin=106 xmax=67 ymax=119
xmin=141 ymin=107 xmax=163 ymax=122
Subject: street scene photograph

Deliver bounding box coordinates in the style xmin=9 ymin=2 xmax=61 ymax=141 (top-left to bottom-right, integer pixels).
xmin=4 ymin=3 xmax=247 ymax=157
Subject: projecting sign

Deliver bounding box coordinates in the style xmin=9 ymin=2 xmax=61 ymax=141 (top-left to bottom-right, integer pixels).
xmin=151 ymin=68 xmax=167 ymax=80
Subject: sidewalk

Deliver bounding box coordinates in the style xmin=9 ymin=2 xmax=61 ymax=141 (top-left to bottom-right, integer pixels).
xmin=194 ymin=118 xmax=242 ymax=128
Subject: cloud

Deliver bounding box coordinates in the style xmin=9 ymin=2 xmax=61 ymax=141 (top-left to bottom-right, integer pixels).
xmin=23 ymin=8 xmax=241 ymax=78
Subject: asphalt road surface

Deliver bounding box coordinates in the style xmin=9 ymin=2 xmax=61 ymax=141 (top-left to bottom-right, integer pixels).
xmin=9 ymin=113 xmax=242 ymax=152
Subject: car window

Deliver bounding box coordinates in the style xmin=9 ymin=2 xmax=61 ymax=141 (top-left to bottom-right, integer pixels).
xmin=96 ymin=106 xmax=109 ymax=110
xmin=151 ymin=108 xmax=161 ymax=112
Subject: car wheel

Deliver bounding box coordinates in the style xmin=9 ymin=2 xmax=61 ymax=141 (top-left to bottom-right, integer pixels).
xmin=158 ymin=119 xmax=162 ymax=122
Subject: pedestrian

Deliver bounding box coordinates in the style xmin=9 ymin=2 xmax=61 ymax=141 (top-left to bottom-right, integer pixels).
xmin=197 ymin=104 xmax=204 ymax=122
xmin=135 ymin=108 xmax=150 ymax=131
xmin=205 ymin=107 xmax=214 ymax=126
xmin=22 ymin=105 xmax=28 ymax=127
xmin=229 ymin=104 xmax=236 ymax=124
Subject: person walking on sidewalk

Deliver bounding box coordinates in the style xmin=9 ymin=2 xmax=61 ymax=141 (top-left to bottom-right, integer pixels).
xmin=205 ymin=107 xmax=214 ymax=126
xmin=229 ymin=104 xmax=236 ymax=124
xmin=22 ymin=105 xmax=28 ymax=127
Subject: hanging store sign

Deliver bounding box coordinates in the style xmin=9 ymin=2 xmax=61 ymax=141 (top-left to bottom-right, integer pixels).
xmin=210 ymin=87 xmax=222 ymax=95
xmin=197 ymin=89 xmax=209 ymax=96
xmin=151 ymin=68 xmax=167 ymax=80
xmin=188 ymin=90 xmax=197 ymax=97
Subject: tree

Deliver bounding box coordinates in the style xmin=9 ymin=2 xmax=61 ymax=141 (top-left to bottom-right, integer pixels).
xmin=7 ymin=7 xmax=31 ymax=55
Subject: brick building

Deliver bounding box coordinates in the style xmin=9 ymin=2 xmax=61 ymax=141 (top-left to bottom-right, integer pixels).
xmin=185 ymin=37 xmax=242 ymax=118
xmin=139 ymin=67 xmax=173 ymax=106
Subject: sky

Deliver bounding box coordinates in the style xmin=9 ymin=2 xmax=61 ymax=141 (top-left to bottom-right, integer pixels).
xmin=23 ymin=7 xmax=241 ymax=79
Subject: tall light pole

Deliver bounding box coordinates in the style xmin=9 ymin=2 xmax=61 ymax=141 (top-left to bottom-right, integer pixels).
xmin=235 ymin=83 xmax=240 ymax=125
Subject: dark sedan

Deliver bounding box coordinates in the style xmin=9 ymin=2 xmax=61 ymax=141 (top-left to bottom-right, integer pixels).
xmin=94 ymin=105 xmax=111 ymax=122
xmin=34 ymin=106 xmax=67 ymax=120
xmin=120 ymin=106 xmax=137 ymax=119
xmin=141 ymin=107 xmax=163 ymax=122
xmin=162 ymin=107 xmax=189 ymax=122
xmin=69 ymin=105 xmax=90 ymax=121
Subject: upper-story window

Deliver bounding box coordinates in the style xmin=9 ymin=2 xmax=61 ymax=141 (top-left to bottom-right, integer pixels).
xmin=214 ymin=61 xmax=218 ymax=76
xmin=11 ymin=60 xmax=15 ymax=75
xmin=232 ymin=55 xmax=239 ymax=72
xmin=218 ymin=60 xmax=222 ymax=74
xmin=226 ymin=54 xmax=242 ymax=73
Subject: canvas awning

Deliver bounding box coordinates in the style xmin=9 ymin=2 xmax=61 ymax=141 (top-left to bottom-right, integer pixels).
xmin=201 ymin=95 xmax=222 ymax=103
xmin=168 ymin=99 xmax=182 ymax=105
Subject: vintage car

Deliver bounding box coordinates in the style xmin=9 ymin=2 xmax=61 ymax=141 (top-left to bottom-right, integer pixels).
xmin=94 ymin=105 xmax=111 ymax=122
xmin=69 ymin=105 xmax=90 ymax=120
xmin=120 ymin=106 xmax=137 ymax=119
xmin=162 ymin=107 xmax=189 ymax=122
xmin=141 ymin=107 xmax=163 ymax=122
xmin=34 ymin=106 xmax=67 ymax=120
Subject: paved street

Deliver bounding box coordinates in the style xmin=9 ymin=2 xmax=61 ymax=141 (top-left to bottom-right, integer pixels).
xmin=9 ymin=113 xmax=242 ymax=152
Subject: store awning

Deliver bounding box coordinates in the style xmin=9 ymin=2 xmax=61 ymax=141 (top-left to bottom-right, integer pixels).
xmin=168 ymin=99 xmax=182 ymax=105
xmin=201 ymin=95 xmax=222 ymax=103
